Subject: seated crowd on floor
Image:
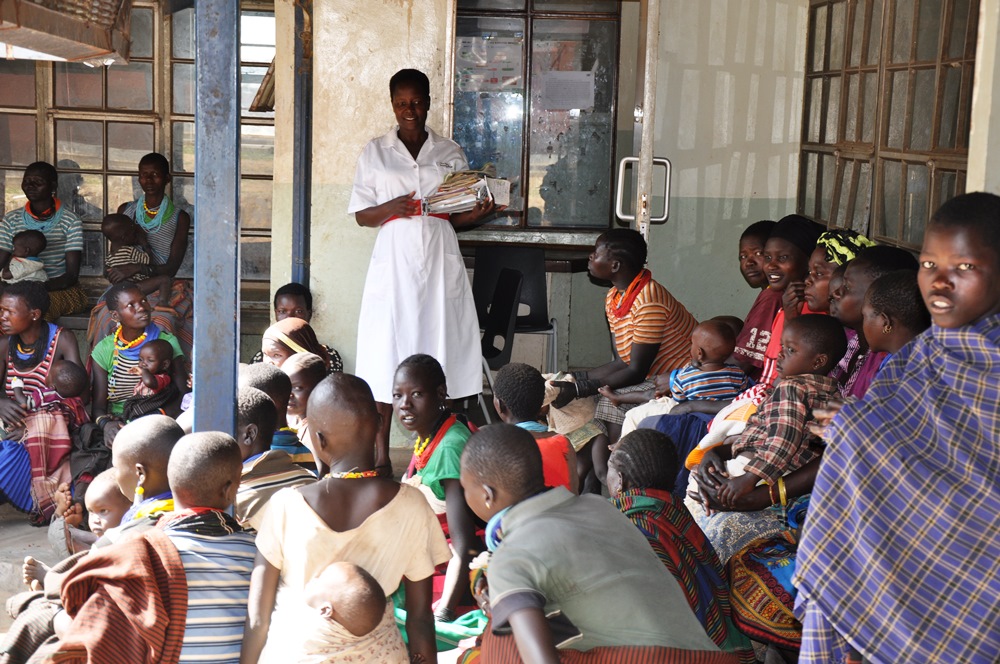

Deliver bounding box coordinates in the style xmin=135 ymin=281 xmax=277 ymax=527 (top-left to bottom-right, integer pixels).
xmin=0 ymin=150 xmax=996 ymax=664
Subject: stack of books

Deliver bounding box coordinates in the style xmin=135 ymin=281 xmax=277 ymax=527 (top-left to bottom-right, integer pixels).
xmin=425 ymin=165 xmax=510 ymax=215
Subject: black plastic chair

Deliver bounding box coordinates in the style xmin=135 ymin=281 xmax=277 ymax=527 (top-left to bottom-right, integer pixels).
xmin=479 ymin=267 xmax=523 ymax=423
xmin=472 ymin=245 xmax=558 ymax=372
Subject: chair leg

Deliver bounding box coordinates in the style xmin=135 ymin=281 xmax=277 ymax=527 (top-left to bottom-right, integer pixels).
xmin=547 ymin=320 xmax=559 ymax=374
xmin=478 ymin=393 xmax=492 ymax=424
xmin=480 ymin=356 xmax=494 ymax=424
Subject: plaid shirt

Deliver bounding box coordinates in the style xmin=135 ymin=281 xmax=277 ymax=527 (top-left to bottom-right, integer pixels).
xmin=795 ymin=314 xmax=1000 ymax=663
xmin=732 ymin=373 xmax=838 ymax=483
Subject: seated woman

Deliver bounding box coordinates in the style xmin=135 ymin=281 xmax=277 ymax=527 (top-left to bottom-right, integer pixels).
xmin=86 ymin=152 xmax=193 ymax=357
xmin=241 ymin=373 xmax=450 ymax=664
xmin=0 ymin=281 xmax=84 ymax=523
xmin=0 ymin=162 xmax=88 ymax=320
xmin=606 ymin=429 xmax=755 ymax=663
xmin=260 ymin=317 xmax=335 ymax=374
xmin=91 ymin=283 xmax=188 ymax=444
xmin=250 ymin=282 xmax=343 ymax=371
xmin=392 ymin=354 xmax=479 ymax=623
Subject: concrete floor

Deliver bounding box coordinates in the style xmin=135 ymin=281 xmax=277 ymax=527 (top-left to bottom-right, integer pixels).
xmin=0 ymin=503 xmax=51 ymax=634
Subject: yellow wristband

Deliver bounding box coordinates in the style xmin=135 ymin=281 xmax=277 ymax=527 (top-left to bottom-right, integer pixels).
xmin=778 ymin=476 xmax=787 ymax=507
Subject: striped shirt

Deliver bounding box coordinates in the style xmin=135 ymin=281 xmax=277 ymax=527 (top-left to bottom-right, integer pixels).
xmin=236 ymin=450 xmax=316 ymax=531
xmin=669 ymin=364 xmax=750 ymax=402
xmin=163 ymin=512 xmax=257 ymax=664
xmin=1 ymin=206 xmax=83 ymax=278
xmin=605 ymin=278 xmax=698 ymax=378
xmin=122 ymin=198 xmax=179 ymax=265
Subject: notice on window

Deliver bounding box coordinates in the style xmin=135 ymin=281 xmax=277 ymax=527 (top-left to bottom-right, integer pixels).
xmin=540 ymin=71 xmax=594 ymax=111
xmin=456 ymin=36 xmax=523 ymax=92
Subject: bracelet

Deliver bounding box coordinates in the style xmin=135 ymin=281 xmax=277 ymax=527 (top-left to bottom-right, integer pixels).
xmin=768 ymin=482 xmax=779 ymax=506
xmin=95 ymin=415 xmax=111 ymax=429
xmin=777 ymin=476 xmax=787 ymax=507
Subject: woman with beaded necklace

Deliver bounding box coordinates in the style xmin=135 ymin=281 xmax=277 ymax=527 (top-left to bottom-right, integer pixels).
xmin=86 ymin=152 xmax=194 ymax=357
xmin=0 ymin=281 xmax=84 ymax=523
xmin=0 ymin=162 xmax=88 ymax=320
xmin=91 ymin=282 xmax=187 ymax=445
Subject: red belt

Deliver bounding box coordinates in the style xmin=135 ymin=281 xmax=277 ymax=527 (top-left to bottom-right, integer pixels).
xmin=384 ymin=212 xmax=450 ymax=224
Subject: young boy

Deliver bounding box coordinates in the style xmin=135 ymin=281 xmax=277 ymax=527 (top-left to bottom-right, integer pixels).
xmin=101 ymin=213 xmax=173 ymax=299
xmin=43 ymin=469 xmax=131 ymax=567
xmin=459 ymin=424 xmax=726 ymax=660
xmin=707 ymin=314 xmax=847 ymax=508
xmin=122 ymin=338 xmax=179 ymax=420
xmin=2 ymin=229 xmax=48 ymax=283
xmin=239 ymin=362 xmax=313 ymax=468
xmin=796 ymin=193 xmax=1000 ymax=663
xmin=493 ymin=362 xmax=577 ymax=492
xmin=249 ymin=282 xmax=344 ymax=372
xmin=281 ymin=351 xmax=327 ymax=452
xmin=235 ymin=386 xmax=315 ymax=530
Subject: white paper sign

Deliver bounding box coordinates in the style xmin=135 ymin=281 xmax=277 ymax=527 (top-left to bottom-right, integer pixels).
xmin=540 ymin=71 xmax=594 ymax=111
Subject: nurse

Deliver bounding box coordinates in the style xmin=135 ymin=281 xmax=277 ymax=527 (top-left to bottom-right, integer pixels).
xmin=349 ymin=69 xmax=496 ymax=474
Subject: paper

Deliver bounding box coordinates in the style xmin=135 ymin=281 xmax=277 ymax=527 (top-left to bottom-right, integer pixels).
xmin=456 ymin=35 xmax=523 ymax=92
xmin=485 ymin=177 xmax=511 ymax=207
xmin=540 ymin=71 xmax=594 ymax=111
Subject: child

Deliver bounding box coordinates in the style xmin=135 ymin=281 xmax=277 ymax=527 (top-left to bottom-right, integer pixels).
xmin=121 ymin=338 xmax=178 ymax=420
xmin=601 ymin=319 xmax=750 ymax=438
xmin=43 ymin=469 xmax=131 ymax=567
xmin=11 ymin=359 xmax=88 ymax=420
xmin=281 ymin=352 xmax=326 ymax=467
xmin=458 ymin=424 xmax=725 ymax=659
xmin=2 ymin=229 xmax=48 ymax=283
xmin=492 ymin=362 xmax=577 ymax=492
xmin=100 ymin=213 xmax=173 ymax=299
xmin=241 ymin=373 xmax=450 ymax=664
xmin=861 ymin=270 xmax=931 ymax=362
xmin=239 ymin=362 xmax=313 ymax=469
xmin=249 ymin=282 xmax=344 ymax=372
xmin=796 ymin=193 xmax=1000 ymax=663
xmin=234 ymin=386 xmax=315 ymax=531
xmin=706 ymin=314 xmax=847 ymax=509
xmin=298 ymin=562 xmax=389 ymax=653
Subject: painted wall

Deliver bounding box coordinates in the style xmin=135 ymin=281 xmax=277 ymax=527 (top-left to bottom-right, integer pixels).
xmin=968 ymin=0 xmax=1000 ymax=193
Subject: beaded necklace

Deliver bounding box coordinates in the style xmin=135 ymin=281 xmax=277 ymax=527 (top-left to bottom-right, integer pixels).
xmin=324 ymin=468 xmax=380 ymax=479
xmin=21 ymin=198 xmax=64 ymax=234
xmin=114 ymin=325 xmax=148 ymax=350
xmin=136 ymin=194 xmax=174 ymax=233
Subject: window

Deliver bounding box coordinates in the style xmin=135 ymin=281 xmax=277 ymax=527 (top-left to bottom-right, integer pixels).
xmin=454 ymin=0 xmax=620 ymax=230
xmin=0 ymin=1 xmax=275 ymax=281
xmin=799 ymin=0 xmax=979 ymax=249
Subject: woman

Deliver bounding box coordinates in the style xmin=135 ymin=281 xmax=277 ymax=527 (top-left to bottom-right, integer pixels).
xmin=91 ymin=283 xmax=187 ymax=444
xmin=0 ymin=281 xmax=84 ymax=522
xmin=260 ymin=317 xmax=335 ymax=373
xmin=348 ymin=68 xmax=496 ymax=474
xmin=0 ymin=162 xmax=88 ymax=320
xmin=249 ymin=282 xmax=343 ymax=371
xmin=607 ymin=430 xmax=755 ymax=663
xmin=87 ymin=153 xmax=193 ymax=356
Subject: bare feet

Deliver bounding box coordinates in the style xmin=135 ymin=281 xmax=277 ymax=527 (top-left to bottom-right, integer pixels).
xmin=22 ymin=556 xmax=49 ymax=591
xmin=63 ymin=502 xmax=84 ymax=528
xmin=53 ymin=483 xmax=73 ymax=518
xmin=596 ymin=385 xmax=622 ymax=407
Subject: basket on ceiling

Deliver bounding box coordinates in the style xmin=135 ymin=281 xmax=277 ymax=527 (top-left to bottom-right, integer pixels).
xmin=0 ymin=0 xmax=133 ymax=64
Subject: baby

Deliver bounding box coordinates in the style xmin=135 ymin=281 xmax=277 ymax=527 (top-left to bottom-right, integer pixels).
xmin=600 ymin=319 xmax=751 ymax=437
xmin=122 ymin=339 xmax=178 ymax=420
xmin=12 ymin=360 xmax=88 ymax=414
xmin=2 ymin=230 xmax=48 ymax=283
xmin=302 ymin=562 xmax=387 ymax=641
xmin=101 ymin=213 xmax=172 ymax=298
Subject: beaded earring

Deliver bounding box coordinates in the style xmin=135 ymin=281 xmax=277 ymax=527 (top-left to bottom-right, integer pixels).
xmin=135 ymin=484 xmax=145 ymax=497
xmin=882 ymin=323 xmax=892 ymax=334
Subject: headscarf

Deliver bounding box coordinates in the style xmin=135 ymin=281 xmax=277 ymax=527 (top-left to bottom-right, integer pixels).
xmin=769 ymin=214 xmax=824 ymax=258
xmin=263 ymin=318 xmax=331 ymax=370
xmin=815 ymin=228 xmax=876 ymax=266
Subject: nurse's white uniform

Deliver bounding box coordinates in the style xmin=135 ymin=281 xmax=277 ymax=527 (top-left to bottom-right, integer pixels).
xmin=348 ymin=127 xmax=482 ymax=402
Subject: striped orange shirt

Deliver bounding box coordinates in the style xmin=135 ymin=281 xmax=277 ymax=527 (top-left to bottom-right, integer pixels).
xmin=606 ymin=278 xmax=698 ymax=378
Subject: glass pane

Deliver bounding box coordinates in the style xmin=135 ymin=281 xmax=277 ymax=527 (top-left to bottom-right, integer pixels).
xmin=171 ymin=175 xmax=194 ymax=215
xmin=0 ymin=114 xmax=36 ymax=166
xmin=938 ymin=170 xmax=957 ymax=207
xmin=811 ymin=5 xmax=827 ymax=72
xmin=886 ymin=70 xmax=908 ymax=148
xmin=58 ymin=172 xmax=104 ymax=222
xmin=534 ymin=0 xmax=618 ymax=11
xmin=836 ymin=160 xmax=855 ymax=227
xmin=829 ymin=1 xmax=846 ymax=70
xmin=527 ymin=18 xmax=617 ymax=228
xmin=803 ymin=152 xmax=819 ymax=218
xmin=915 ymin=0 xmax=942 ymax=62
xmin=108 ymin=62 xmax=153 ymax=110
xmin=948 ymin=0 xmax=972 ymax=58
xmin=892 ymin=0 xmax=915 ymax=62
xmin=108 ymin=174 xmax=139 ymax=211
xmin=173 ymin=63 xmax=195 ymax=115
xmin=455 ymin=17 xmax=525 ymax=216
xmin=820 ymin=154 xmax=837 ymax=221
xmin=240 ymin=178 xmax=272 ymax=230
xmin=867 ymin=0 xmax=884 ymax=64
xmin=0 ymin=60 xmax=37 ymax=108
xmin=130 ymin=8 xmax=154 ymax=59
xmin=459 ymin=0 xmax=524 ymax=8
xmin=881 ymin=160 xmax=902 ymax=240
xmin=241 ymin=11 xmax=276 ymax=63
xmin=172 ymin=122 xmax=196 ymax=173
xmin=79 ymin=230 xmax=105 ymax=277
xmin=241 ymin=236 xmax=271 ymax=281
xmin=852 ymin=161 xmax=873 ymax=233
xmin=2 ymin=169 xmax=28 ymax=212
xmin=825 ymin=76 xmax=841 ymax=143
xmin=172 ymin=8 xmax=195 ymax=60
xmin=807 ymin=77 xmax=823 ymax=143
xmin=241 ymin=66 xmax=274 ymax=118
xmin=56 ymin=120 xmax=103 ymax=170
xmin=862 ymin=72 xmax=878 ymax=143
xmin=241 ymin=125 xmax=274 ymax=177
xmin=909 ymin=68 xmax=935 ymax=150
xmin=934 ymin=65 xmax=959 ymax=149
xmin=107 ymin=123 xmax=154 ymax=171
xmin=845 ymin=74 xmax=860 ymax=142
xmin=54 ymin=63 xmax=103 ymax=108
xmin=904 ymin=163 xmax=928 ymax=245
xmin=849 ymin=0 xmax=865 ymax=67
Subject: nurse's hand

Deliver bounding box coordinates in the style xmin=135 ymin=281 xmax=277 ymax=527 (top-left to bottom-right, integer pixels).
xmin=450 ymin=198 xmax=502 ymax=228
xmin=354 ymin=191 xmax=419 ymax=227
